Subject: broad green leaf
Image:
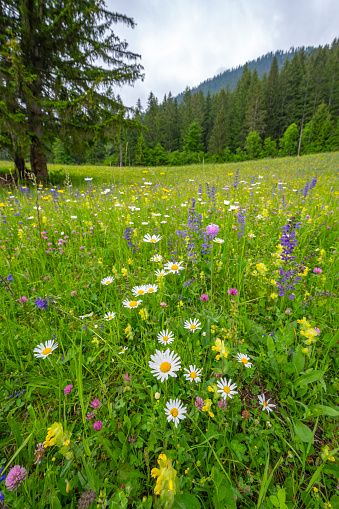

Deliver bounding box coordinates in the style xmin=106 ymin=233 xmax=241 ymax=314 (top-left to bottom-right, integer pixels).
xmin=312 ymin=405 xmax=339 ymax=417
xmin=292 ymin=346 xmax=305 ymax=375
xmin=293 ymin=419 xmax=313 ymax=443
xmin=294 ymin=370 xmax=324 ymax=387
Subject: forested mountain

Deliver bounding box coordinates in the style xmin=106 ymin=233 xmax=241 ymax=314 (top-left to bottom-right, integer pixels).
xmin=177 ymin=47 xmax=314 ymax=100
xmin=51 ymin=39 xmax=339 ymax=167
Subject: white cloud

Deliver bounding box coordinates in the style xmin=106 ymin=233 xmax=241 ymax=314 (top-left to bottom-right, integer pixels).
xmin=106 ymin=0 xmax=339 ymax=107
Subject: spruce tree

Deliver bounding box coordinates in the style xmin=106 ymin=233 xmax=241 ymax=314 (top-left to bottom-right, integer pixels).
xmin=0 ymin=0 xmax=144 ymax=180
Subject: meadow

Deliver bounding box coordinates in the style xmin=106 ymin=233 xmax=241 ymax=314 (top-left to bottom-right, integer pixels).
xmin=0 ymin=152 xmax=338 ymax=509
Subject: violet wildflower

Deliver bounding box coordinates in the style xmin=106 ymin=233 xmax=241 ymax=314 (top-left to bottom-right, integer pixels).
xmin=313 ymin=267 xmax=322 ymax=274
xmin=200 ymin=293 xmax=209 ymax=302
xmin=93 ymin=421 xmax=102 ymax=431
xmin=195 ymin=396 xmax=204 ymax=411
xmin=128 ymin=434 xmax=137 ymax=444
xmin=78 ymin=489 xmax=97 ymax=509
xmin=314 ymin=327 xmax=320 ymax=335
xmin=64 ymin=385 xmax=73 ymax=395
xmin=123 ymin=373 xmax=131 ymax=382
xmin=90 ymin=398 xmax=101 ymax=409
xmin=19 ymin=296 xmax=27 ymax=304
xmin=218 ymin=399 xmax=227 ymax=409
xmin=227 ymin=288 xmax=238 ymax=296
xmin=160 ymin=302 xmax=167 ymax=308
xmin=86 ymin=412 xmax=95 ymax=421
xmin=5 ymin=465 xmax=27 ymax=491
xmin=35 ymin=296 xmax=53 ymax=310
xmin=71 ymin=291 xmax=77 ymax=297
xmin=206 ymin=223 xmax=219 ymax=237
xmin=34 ymin=443 xmax=46 ymax=465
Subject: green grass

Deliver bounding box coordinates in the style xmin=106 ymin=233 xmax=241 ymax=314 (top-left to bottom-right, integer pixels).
xmin=0 ymin=153 xmax=338 ymax=508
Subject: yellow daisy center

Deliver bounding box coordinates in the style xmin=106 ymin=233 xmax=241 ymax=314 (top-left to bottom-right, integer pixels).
xmin=148 ymin=288 xmax=154 ymax=292
xmin=129 ymin=301 xmax=138 ymax=308
xmin=190 ymin=372 xmax=197 ymax=379
xmin=171 ymin=264 xmax=178 ymax=271
xmin=163 ymin=336 xmax=168 ymax=341
xmin=42 ymin=347 xmax=52 ymax=356
xmin=105 ymin=281 xmax=110 ymax=284
xmin=137 ymin=290 xmax=144 ymax=294
xmin=223 ymin=386 xmax=231 ymax=394
xmin=263 ymin=401 xmax=268 ymax=407
xmin=151 ymin=239 xmax=156 ymax=243
xmin=160 ymin=361 xmax=171 ymax=373
xmin=170 ymin=408 xmax=178 ymax=417
xmin=241 ymin=358 xmax=248 ymax=364
xmin=190 ymin=324 xmax=196 ymax=329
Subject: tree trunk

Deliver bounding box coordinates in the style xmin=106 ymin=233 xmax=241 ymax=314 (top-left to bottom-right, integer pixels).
xmin=30 ymin=136 xmax=48 ymax=182
xmin=14 ymin=154 xmax=26 ymax=180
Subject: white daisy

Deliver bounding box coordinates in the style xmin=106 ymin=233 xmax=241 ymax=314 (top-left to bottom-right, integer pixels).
xmin=71 ymin=215 xmax=77 ymax=219
xmin=236 ymin=353 xmax=252 ymax=368
xmin=183 ymin=365 xmax=202 ymax=383
xmin=132 ymin=285 xmax=148 ymax=297
xmin=155 ymin=269 xmax=167 ymax=278
xmin=104 ymin=311 xmax=116 ymax=321
xmin=164 ymin=399 xmax=187 ymax=428
xmin=163 ymin=261 xmax=185 ymax=274
xmin=33 ymin=339 xmax=58 ymax=359
xmin=145 ymin=284 xmax=158 ymax=294
xmin=160 ymin=221 xmax=167 ymax=224
xmin=157 ymin=329 xmax=175 ymax=345
xmin=122 ymin=299 xmax=142 ymax=310
xmin=141 ymin=222 xmax=149 ymax=225
xmin=184 ymin=318 xmax=202 ymax=333
xmin=143 ymin=233 xmax=162 ymax=244
xmin=150 ymin=254 xmax=163 ymax=262
xmin=148 ymin=348 xmax=181 ymax=382
xmin=213 ymin=238 xmax=225 ymax=244
xmin=79 ymin=312 xmax=93 ymax=319
xmin=216 ymin=378 xmax=238 ymax=399
xmin=101 ymin=276 xmax=115 ymax=286
xmin=248 ymin=233 xmax=256 ymax=238
xmin=118 ymin=347 xmax=128 ymax=354
xmin=258 ymin=394 xmax=276 ymax=413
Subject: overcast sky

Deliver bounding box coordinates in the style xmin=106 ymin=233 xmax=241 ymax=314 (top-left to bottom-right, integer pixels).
xmin=106 ymin=0 xmax=339 ymax=109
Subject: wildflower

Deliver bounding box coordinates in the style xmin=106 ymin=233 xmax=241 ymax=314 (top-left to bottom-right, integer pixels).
xmin=104 ymin=311 xmax=116 ymax=321
xmin=258 ymin=394 xmax=276 ymax=413
xmin=155 ymin=269 xmax=167 ymax=278
xmin=227 ymin=288 xmax=238 ymax=296
xmin=206 ymin=224 xmax=219 ymax=237
xmin=184 ymin=318 xmax=202 ymax=333
xmin=79 ymin=312 xmax=93 ymax=319
xmin=164 ymin=399 xmax=187 ymax=427
xmin=86 ymin=412 xmax=95 ymax=421
xmin=242 ymin=410 xmax=250 ymax=419
xmin=151 ymin=254 xmax=163 ymax=262
xmin=78 ymin=489 xmax=97 ymax=509
xmin=195 ymin=396 xmax=205 ymax=411
xmin=70 ymin=291 xmax=77 ymax=297
xmin=155 ymin=392 xmax=161 ymax=400
xmin=139 ymin=308 xmax=149 ymax=320
xmin=34 ymin=443 xmax=46 ymax=464
xmin=218 ymin=399 xmax=227 ymax=409
xmin=118 ymin=347 xmax=128 ymax=354
xmin=236 ymin=353 xmax=252 ymax=368
xmin=148 ymin=348 xmax=181 ymax=382
xmin=217 ymin=378 xmax=238 ymax=399
xmin=19 ymin=296 xmax=27 ymax=303
xmin=160 ymin=302 xmax=167 ymax=308
xmin=213 ymin=238 xmax=224 ymax=244
xmin=35 ymin=296 xmax=53 ymax=310
xmin=123 ymin=373 xmax=130 ymax=382
xmin=33 ymin=339 xmax=58 ymax=359
xmin=128 ymin=434 xmax=137 ymax=443
xmin=157 ymin=329 xmax=175 ymax=345
xmin=313 ymin=268 xmax=322 ymax=274
xmin=101 ymin=276 xmax=115 ymax=285
xmin=132 ymin=285 xmax=148 ymax=296
xmin=163 ymin=260 xmax=185 ymax=274
xmin=285 ymin=308 xmax=291 ymax=314
xmin=270 ymin=293 xmax=278 ymax=299
xmin=200 ymin=293 xmax=209 ymax=301
xmin=64 ymin=385 xmax=73 ymax=395
xmin=143 ymin=233 xmax=162 ymax=243
xmin=212 ymin=338 xmax=230 ymax=359
xmin=183 ymin=365 xmax=202 ymax=383
xmin=93 ymin=421 xmax=102 ymax=431
xmin=151 ymin=454 xmax=178 ymax=506
xmin=122 ymin=299 xmax=142 ymax=310
xmin=5 ymin=465 xmax=27 ymax=491
xmin=90 ymin=398 xmax=101 ymax=409
xmin=202 ymin=399 xmax=212 ymax=412
xmin=145 ymin=284 xmax=158 ymax=294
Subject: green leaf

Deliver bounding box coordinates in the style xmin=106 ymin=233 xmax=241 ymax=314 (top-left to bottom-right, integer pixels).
xmin=293 ymin=419 xmax=313 ymax=443
xmin=312 ymin=405 xmax=339 ymax=417
xmin=173 ymin=493 xmax=201 ymax=509
xmin=294 ymin=370 xmax=324 ymax=387
xmin=118 ymin=431 xmax=126 ymax=444
xmin=292 ymin=346 xmax=305 ymax=375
